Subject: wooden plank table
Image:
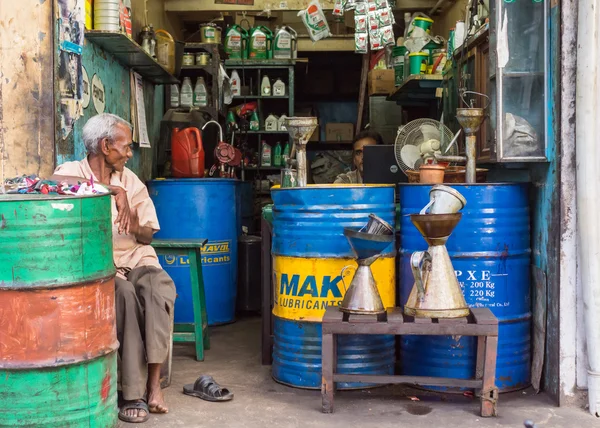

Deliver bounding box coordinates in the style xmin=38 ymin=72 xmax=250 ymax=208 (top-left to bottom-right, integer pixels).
xmin=321 ymin=306 xmax=499 ymax=417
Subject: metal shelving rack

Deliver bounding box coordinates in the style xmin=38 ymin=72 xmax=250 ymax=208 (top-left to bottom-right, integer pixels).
xmin=180 ymin=43 xmax=226 ymax=120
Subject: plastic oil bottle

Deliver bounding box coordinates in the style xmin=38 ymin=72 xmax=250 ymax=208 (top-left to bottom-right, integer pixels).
xmin=282 ymin=140 xmax=291 ymax=164
xmin=273 ymin=141 xmax=282 ymax=166
xmin=273 ymin=78 xmax=286 ymax=96
xmin=194 ymin=77 xmax=208 ymax=107
xmin=230 ymin=70 xmax=241 ymax=97
xmin=170 ymin=83 xmax=180 ymax=108
xmin=180 ymin=77 xmax=193 ymax=108
xmin=261 ymin=75 xmax=271 ymax=96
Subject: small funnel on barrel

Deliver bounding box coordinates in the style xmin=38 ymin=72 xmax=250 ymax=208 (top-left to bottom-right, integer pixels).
xmin=284 ymin=117 xmax=318 ymax=187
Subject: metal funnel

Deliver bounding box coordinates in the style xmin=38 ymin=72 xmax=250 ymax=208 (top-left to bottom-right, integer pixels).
xmin=284 ymin=117 xmax=318 ymax=187
xmin=344 ymin=228 xmax=394 ymax=263
xmin=339 ymin=228 xmax=392 ymax=315
xmin=410 ymin=213 xmax=462 ymax=246
xmin=456 ymin=108 xmax=485 ymax=135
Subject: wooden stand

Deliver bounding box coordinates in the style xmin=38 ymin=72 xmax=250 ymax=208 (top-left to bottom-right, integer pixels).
xmin=321 ymin=307 xmax=499 ymax=417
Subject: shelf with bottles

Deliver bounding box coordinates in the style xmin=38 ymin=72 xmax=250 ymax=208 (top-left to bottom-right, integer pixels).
xmin=169 ymin=76 xmax=212 ymax=111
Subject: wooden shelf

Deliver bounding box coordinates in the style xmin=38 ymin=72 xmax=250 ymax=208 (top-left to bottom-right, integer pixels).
xmin=181 ymin=65 xmax=216 ymax=74
xmin=225 ymin=59 xmax=297 ymax=69
xmin=85 ymin=30 xmax=178 ymax=84
xmin=184 ymin=43 xmax=226 ymax=57
xmin=232 ymin=95 xmax=289 ymax=100
xmin=387 ymin=74 xmax=444 ymax=106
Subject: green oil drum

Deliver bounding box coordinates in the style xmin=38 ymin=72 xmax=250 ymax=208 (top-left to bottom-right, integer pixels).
xmin=0 ymin=194 xmax=118 ymax=427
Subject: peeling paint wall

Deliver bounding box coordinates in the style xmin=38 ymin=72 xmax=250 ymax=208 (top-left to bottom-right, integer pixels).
xmin=0 ymin=0 xmax=55 ymax=180
xmin=55 ymin=40 xmax=164 ymax=182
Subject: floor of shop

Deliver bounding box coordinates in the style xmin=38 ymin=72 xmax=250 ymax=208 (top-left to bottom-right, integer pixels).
xmin=122 ymin=317 xmax=595 ymax=428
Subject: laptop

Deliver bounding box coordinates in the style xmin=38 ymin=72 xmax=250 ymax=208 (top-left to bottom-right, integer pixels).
xmin=363 ymin=145 xmax=408 ymax=185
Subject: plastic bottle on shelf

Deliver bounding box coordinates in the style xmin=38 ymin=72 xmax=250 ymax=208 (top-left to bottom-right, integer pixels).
xmin=282 ymin=141 xmax=291 ymax=164
xmin=265 ymin=114 xmax=278 ymax=131
xmin=180 ymin=77 xmax=193 ymax=108
xmin=231 ymin=70 xmax=241 ymax=97
xmin=170 ymin=84 xmax=180 ymax=108
xmin=193 ymin=77 xmax=208 ymax=107
xmin=261 ymin=75 xmax=271 ymax=96
xmin=250 ymin=111 xmax=260 ymax=131
xmin=261 ymin=141 xmax=272 ymax=166
xmin=273 ymin=141 xmax=282 ymax=166
xmin=273 ymin=78 xmax=286 ymax=96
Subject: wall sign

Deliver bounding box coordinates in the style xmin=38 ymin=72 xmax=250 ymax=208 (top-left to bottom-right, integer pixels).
xmin=91 ymin=74 xmax=105 ymax=114
xmin=82 ymin=67 xmax=90 ymax=109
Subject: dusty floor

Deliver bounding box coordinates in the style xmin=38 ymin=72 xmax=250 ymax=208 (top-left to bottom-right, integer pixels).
xmin=123 ymin=317 xmax=598 ymax=428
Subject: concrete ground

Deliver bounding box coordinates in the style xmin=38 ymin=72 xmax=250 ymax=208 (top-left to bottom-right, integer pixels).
xmin=123 ymin=317 xmax=598 ymax=428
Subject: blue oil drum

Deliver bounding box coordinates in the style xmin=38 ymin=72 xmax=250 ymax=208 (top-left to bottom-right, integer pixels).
xmin=271 ymin=184 xmax=397 ymax=389
xmin=398 ymin=183 xmax=531 ymax=391
xmin=148 ymin=178 xmax=241 ymax=326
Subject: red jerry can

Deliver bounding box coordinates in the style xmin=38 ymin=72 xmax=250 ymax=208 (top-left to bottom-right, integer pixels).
xmin=171 ymin=127 xmax=205 ymax=178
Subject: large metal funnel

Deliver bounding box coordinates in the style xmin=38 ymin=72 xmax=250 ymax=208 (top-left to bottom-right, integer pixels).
xmin=456 ymin=108 xmax=485 ymax=135
xmin=284 ymin=117 xmax=318 ymax=187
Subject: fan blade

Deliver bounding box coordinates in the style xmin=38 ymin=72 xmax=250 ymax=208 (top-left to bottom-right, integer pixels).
xmin=400 ymin=144 xmax=421 ymax=169
xmin=420 ymin=124 xmax=441 ymax=141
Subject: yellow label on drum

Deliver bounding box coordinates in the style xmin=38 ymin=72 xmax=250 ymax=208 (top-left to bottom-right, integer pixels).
xmin=273 ymin=255 xmax=396 ymax=322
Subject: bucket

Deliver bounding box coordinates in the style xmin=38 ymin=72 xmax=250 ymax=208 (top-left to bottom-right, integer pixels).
xmin=408 ymin=16 xmax=434 ymax=38
xmin=398 ymin=183 xmax=531 ymax=391
xmin=200 ymin=23 xmax=222 ymax=44
xmin=393 ymin=46 xmax=407 ymax=85
xmin=0 ymin=194 xmax=118 ymax=427
xmin=409 ymin=52 xmax=428 ymax=75
xmin=422 ymin=40 xmax=443 ymax=65
xmin=271 ymin=184 xmax=396 ymax=389
xmin=148 ymin=179 xmax=241 ymax=326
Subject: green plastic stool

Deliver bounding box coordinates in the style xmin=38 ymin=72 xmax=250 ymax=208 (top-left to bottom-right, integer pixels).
xmin=152 ymin=239 xmax=210 ymax=362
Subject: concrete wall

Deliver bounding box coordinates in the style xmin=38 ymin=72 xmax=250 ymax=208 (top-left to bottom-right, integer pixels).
xmin=56 ymin=40 xmax=164 ymax=182
xmin=0 ymin=0 xmax=55 ymax=180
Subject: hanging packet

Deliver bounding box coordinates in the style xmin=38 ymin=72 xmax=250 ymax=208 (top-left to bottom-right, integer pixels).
xmin=333 ymin=0 xmax=346 ymax=16
xmin=298 ymin=0 xmax=332 ymax=42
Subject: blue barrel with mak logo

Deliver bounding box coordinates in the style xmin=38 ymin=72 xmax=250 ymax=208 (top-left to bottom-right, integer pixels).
xmin=398 ymin=183 xmax=531 ymax=391
xmin=271 ymin=184 xmax=397 ymax=389
xmin=148 ymin=178 xmax=241 ymax=326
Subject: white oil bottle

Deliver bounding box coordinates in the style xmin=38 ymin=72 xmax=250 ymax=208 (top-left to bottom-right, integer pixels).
xmin=273 ymin=78 xmax=286 ymax=96
xmin=170 ymin=83 xmax=180 ymax=108
xmin=180 ymin=77 xmax=193 ymax=108
xmin=194 ymin=77 xmax=208 ymax=107
xmin=230 ymin=70 xmax=241 ymax=97
xmin=261 ymin=75 xmax=271 ymax=96
xmin=265 ymin=114 xmax=279 ymax=131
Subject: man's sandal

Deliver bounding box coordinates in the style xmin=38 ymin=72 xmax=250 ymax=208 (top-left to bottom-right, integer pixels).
xmin=118 ymin=400 xmax=150 ymax=423
xmin=183 ymin=375 xmax=234 ymax=402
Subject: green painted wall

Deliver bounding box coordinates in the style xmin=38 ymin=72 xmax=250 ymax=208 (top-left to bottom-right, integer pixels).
xmin=56 ymin=40 xmax=164 ymax=182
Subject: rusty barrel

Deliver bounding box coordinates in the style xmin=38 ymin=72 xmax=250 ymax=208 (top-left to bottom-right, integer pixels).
xmin=0 ymin=194 xmax=118 ymax=427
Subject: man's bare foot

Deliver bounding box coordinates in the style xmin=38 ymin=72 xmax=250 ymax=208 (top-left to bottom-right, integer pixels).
xmin=147 ymin=363 xmax=168 ymax=414
xmin=119 ymin=400 xmax=149 ymax=423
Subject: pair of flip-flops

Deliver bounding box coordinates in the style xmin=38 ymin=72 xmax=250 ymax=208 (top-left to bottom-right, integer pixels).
xmin=183 ymin=375 xmax=234 ymax=402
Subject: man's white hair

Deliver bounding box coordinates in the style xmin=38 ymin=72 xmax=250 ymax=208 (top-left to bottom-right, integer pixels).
xmin=82 ymin=113 xmax=132 ymax=155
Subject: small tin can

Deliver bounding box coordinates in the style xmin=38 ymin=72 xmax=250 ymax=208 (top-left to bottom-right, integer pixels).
xmin=196 ymin=52 xmax=212 ymax=65
xmin=182 ymin=52 xmax=194 ymax=66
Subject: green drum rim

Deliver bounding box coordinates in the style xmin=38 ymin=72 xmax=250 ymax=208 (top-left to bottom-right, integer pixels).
xmin=0 ymin=194 xmax=115 ymax=287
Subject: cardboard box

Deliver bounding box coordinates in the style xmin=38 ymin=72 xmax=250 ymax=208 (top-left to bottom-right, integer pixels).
xmin=309 ymin=125 xmax=320 ymax=142
xmin=326 ymin=123 xmax=355 ymax=142
xmin=368 ymin=69 xmax=395 ymax=96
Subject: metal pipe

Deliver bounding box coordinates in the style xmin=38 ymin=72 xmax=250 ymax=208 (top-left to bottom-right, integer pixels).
xmin=465 ymin=135 xmax=477 ymax=183
xmin=577 ymin=0 xmax=600 ymax=415
xmin=296 ymin=144 xmax=308 ymax=187
xmin=434 ymin=154 xmax=466 ymax=163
